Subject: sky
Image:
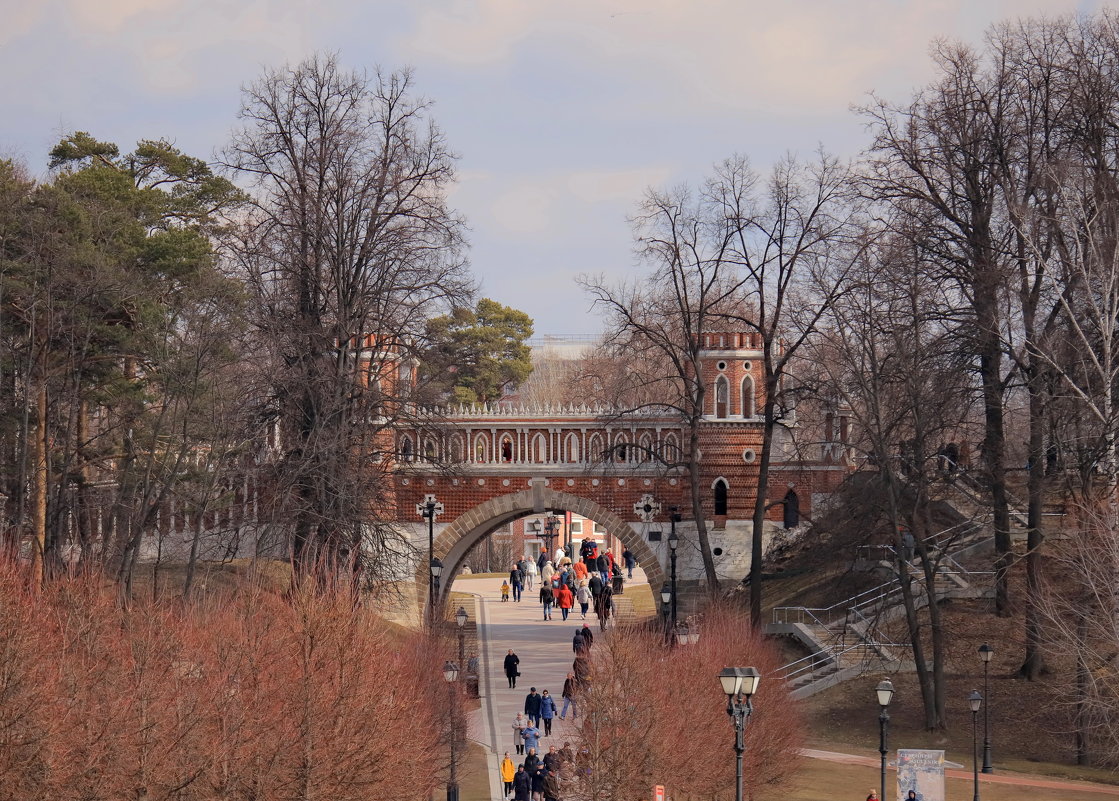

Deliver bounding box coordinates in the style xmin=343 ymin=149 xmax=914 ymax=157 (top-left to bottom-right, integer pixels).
xmin=0 ymin=0 xmax=1110 ymax=336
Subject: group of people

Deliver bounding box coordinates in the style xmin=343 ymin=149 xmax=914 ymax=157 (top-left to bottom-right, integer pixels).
xmin=500 ymin=742 xmax=575 ymax=801
xmin=503 ymin=539 xmax=633 ymax=630
xmin=495 ymin=538 xmax=640 ymax=800
xmin=502 ymin=635 xmax=594 ymax=801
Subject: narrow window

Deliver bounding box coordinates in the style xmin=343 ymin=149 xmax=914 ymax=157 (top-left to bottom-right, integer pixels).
xmin=715 ymin=376 xmax=729 ymax=418
xmin=566 ymin=433 xmax=580 ymax=463
xmin=400 ymin=436 xmax=413 ymax=462
xmin=713 ymin=479 xmax=728 ymax=516
xmin=741 ymin=376 xmax=755 ymax=417
xmin=501 ymin=437 xmax=513 ymax=463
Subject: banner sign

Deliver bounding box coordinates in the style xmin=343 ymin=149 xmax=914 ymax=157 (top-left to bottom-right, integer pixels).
xmin=896 ymin=749 xmax=945 ymax=801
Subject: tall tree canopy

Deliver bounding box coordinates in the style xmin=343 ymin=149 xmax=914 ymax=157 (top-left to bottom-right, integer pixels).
xmin=423 ymin=297 xmax=533 ymax=405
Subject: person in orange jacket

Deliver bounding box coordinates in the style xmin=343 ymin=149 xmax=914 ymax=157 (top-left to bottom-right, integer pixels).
xmin=554 ymin=582 xmax=574 ymax=621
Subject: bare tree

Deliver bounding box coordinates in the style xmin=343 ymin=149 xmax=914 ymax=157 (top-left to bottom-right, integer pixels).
xmin=224 ymin=55 xmax=470 ymax=581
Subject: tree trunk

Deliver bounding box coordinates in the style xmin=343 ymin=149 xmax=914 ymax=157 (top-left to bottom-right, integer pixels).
xmin=687 ymin=412 xmax=719 ymax=591
xmin=976 ymin=285 xmax=1013 ymax=615
xmin=748 ymin=377 xmax=778 ymax=628
xmin=30 ymin=383 xmax=47 ymax=589
xmin=1020 ymin=359 xmax=1047 ymax=679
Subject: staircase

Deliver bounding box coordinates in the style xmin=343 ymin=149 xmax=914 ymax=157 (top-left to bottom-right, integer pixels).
xmin=767 ymin=492 xmax=1001 ymax=698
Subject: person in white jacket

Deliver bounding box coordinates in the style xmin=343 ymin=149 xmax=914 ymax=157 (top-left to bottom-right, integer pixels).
xmin=525 ymin=558 xmax=537 ymax=590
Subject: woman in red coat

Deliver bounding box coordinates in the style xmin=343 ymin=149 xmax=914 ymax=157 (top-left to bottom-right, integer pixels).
xmin=554 ymin=583 xmax=575 ymax=621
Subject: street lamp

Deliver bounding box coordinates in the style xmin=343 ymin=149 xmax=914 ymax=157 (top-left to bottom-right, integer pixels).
xmin=968 ymin=689 xmax=983 ymax=801
xmin=978 ymin=643 xmax=993 ymax=773
xmin=443 ymin=660 xmax=461 ymax=801
xmin=668 ymin=513 xmax=680 ymax=632
xmin=455 ymin=606 xmax=468 ymax=667
xmin=417 ymin=495 xmax=443 ymax=627
xmin=876 ymin=679 xmax=894 ymax=801
xmin=660 ymin=582 xmax=672 ymax=641
xmin=719 ymin=666 xmax=761 ymax=801
xmin=430 ymin=557 xmax=443 ymax=627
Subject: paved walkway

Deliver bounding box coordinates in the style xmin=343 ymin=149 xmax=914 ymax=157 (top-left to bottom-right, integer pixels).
xmin=454 ymin=567 xmax=651 ymax=801
xmin=802 ymin=748 xmax=1119 ymax=797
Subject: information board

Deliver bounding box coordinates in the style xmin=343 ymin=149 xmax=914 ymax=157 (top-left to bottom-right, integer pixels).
xmin=895 ymin=749 xmax=945 ymax=801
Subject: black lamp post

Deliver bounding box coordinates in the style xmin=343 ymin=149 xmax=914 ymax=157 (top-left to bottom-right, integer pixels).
xmin=968 ymin=689 xmax=983 ymax=801
xmin=660 ymin=583 xmax=672 ymax=640
xmin=979 ymin=643 xmax=993 ymax=773
xmin=876 ymin=679 xmax=894 ymax=801
xmin=417 ymin=496 xmax=442 ymax=627
xmin=430 ymin=558 xmax=443 ymax=627
xmin=675 ymin=621 xmax=700 ymax=646
xmin=455 ymin=606 xmax=468 ymax=667
xmin=668 ymin=521 xmax=680 ymax=632
xmin=719 ymin=666 xmax=761 ymax=801
xmin=443 ymin=659 xmax=461 ymax=801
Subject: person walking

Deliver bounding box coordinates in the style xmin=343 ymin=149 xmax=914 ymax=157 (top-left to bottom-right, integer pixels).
xmin=573 ymin=559 xmax=587 ymax=581
xmin=572 ymin=628 xmax=587 ymax=656
xmin=588 ymin=572 xmax=603 ymax=602
xmin=524 ymin=687 xmax=543 ymax=726
xmin=594 ymin=552 xmax=609 ymax=585
xmin=622 ymin=548 xmax=635 ymax=578
xmin=575 ymin=579 xmax=591 ymax=619
xmin=539 ymin=583 xmax=554 ymax=621
xmin=542 ymin=745 xmax=561 ymax=774
xmin=560 ymin=671 xmax=577 ymax=720
xmin=555 ymin=582 xmax=574 ymax=621
xmin=541 ymin=560 xmax=555 ymax=587
xmin=512 ymin=713 xmax=527 ymax=755
xmin=525 ymin=558 xmax=536 ymax=590
xmin=580 ymin=622 xmax=594 ymax=649
xmin=543 ymin=769 xmax=561 ymax=801
xmin=522 ymin=747 xmax=540 ymax=775
xmin=505 ymin=649 xmax=521 ymax=688
xmin=501 ymin=752 xmax=516 ymax=798
xmin=512 ymin=765 xmax=531 ymax=801
xmin=509 ymin=565 xmax=523 ymax=602
xmin=539 ymin=689 xmax=557 ymax=736
xmin=595 ymin=583 xmax=614 ymax=631
xmin=523 ymin=723 xmax=541 ymax=755
xmin=530 ymin=764 xmax=547 ymax=801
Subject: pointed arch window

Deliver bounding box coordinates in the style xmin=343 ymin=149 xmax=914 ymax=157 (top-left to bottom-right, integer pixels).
xmin=662 ymin=433 xmax=680 ymax=464
xmin=713 ymin=478 xmax=729 ymax=516
xmin=588 ymin=433 xmax=604 ymax=462
xmin=565 ymin=433 xmax=580 ymax=463
xmin=532 ymin=433 xmax=547 ymax=463
xmin=715 ymin=376 xmax=729 ymax=418
xmin=613 ymin=433 xmax=629 ymax=463
xmin=638 ymin=433 xmax=653 ymax=463
xmin=500 ymin=435 xmax=514 ymax=463
xmin=423 ymin=438 xmax=437 ymax=462
xmin=474 ymin=434 xmax=489 ymax=463
xmin=741 ymin=375 xmax=755 ymax=417
xmin=400 ymin=435 xmax=413 ymax=462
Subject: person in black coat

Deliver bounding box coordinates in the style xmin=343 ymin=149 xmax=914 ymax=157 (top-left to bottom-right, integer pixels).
xmin=530 ymin=765 xmax=547 ymax=800
xmin=579 ymin=623 xmax=594 ymax=648
xmin=523 ymin=750 xmax=540 ymax=775
xmin=509 ymin=566 xmax=523 ymax=602
xmin=524 ymin=687 xmax=543 ymax=726
xmin=512 ymin=766 xmax=531 ymax=801
xmin=572 ymin=630 xmax=586 ymax=655
xmin=588 ymin=573 xmax=603 ymax=599
xmin=595 ymin=552 xmax=609 ymax=583
xmin=504 ymin=649 xmax=521 ymax=688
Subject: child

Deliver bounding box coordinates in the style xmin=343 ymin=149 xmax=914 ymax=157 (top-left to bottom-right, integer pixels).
xmin=501 ymin=580 xmax=510 ymax=602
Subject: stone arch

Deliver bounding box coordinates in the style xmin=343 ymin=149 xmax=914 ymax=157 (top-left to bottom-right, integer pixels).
xmin=421 ymin=487 xmax=667 ymax=613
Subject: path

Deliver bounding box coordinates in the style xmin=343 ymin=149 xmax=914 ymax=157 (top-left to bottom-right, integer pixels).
xmin=802 ymin=748 xmax=1119 ymax=797
xmin=454 ymin=567 xmax=651 ymax=801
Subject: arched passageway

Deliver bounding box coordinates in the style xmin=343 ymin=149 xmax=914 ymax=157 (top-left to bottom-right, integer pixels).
xmin=420 ymin=488 xmax=666 ymax=615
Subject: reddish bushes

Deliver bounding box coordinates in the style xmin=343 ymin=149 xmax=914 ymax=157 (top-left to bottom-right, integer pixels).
xmin=0 ymin=563 xmax=448 ymax=800
xmin=571 ymin=604 xmax=802 ymax=800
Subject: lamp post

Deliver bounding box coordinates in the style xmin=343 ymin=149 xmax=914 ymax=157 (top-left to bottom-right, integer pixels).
xmin=719 ymin=667 xmax=761 ymax=801
xmin=979 ymin=643 xmax=993 ymax=773
xmin=968 ymin=690 xmax=983 ymax=801
xmin=660 ymin=583 xmax=672 ymax=641
xmin=675 ymin=620 xmax=700 ymax=646
xmin=455 ymin=606 xmax=468 ymax=666
xmin=417 ymin=495 xmax=444 ymax=627
xmin=443 ymin=659 xmax=461 ymax=801
xmin=668 ymin=514 xmax=679 ymax=632
xmin=876 ymin=679 xmax=894 ymax=801
xmin=430 ymin=558 xmax=443 ymax=627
